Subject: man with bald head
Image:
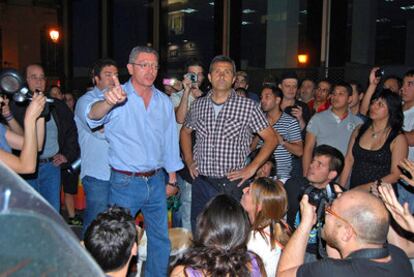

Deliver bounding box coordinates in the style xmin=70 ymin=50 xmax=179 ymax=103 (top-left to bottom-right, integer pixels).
xmin=277 ymin=190 xmax=414 ymax=277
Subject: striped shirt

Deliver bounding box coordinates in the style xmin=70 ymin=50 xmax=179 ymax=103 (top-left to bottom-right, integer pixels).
xmin=272 ymin=113 xmax=302 ymax=180
xmin=184 ymin=90 xmax=269 ymax=177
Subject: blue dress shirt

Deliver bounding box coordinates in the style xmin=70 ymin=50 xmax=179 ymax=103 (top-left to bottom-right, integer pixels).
xmin=86 ymin=79 xmax=183 ymax=173
xmin=75 ymin=87 xmax=111 ymax=180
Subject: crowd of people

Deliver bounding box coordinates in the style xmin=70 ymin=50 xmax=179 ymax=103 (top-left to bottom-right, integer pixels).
xmin=2 ymin=45 xmax=414 ymax=276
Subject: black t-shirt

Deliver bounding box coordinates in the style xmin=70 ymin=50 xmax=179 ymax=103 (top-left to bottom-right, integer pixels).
xmin=285 ymin=177 xmax=308 ymax=229
xmin=297 ymin=244 xmax=414 ymax=277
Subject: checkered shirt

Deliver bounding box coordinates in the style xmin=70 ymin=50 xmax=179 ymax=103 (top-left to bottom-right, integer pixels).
xmin=184 ymin=90 xmax=269 ymax=177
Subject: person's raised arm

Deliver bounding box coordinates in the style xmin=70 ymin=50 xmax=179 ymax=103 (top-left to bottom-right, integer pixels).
xmin=360 ymin=67 xmax=380 ymax=116
xmin=88 ymin=75 xmax=126 ymax=120
xmin=277 ymin=195 xmax=317 ymax=277
xmin=1 ymin=93 xmax=46 ymax=173
xmin=1 ymin=96 xmax=23 ymax=135
xmin=175 ymin=76 xmax=192 ymax=124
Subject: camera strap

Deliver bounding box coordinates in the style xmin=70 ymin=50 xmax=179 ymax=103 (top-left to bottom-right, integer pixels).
xmin=347 ymin=245 xmax=389 ymax=260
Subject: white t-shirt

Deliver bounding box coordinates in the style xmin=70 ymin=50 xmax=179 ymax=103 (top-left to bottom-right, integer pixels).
xmin=403 ymin=106 xmax=414 ymax=160
xmin=247 ymin=227 xmax=283 ymax=277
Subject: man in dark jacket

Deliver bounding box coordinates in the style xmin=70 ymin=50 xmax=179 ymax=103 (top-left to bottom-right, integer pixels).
xmin=10 ymin=64 xmax=79 ymax=212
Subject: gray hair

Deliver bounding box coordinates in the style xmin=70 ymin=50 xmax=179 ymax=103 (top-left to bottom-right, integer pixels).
xmin=128 ymin=46 xmax=159 ymax=63
xmin=209 ymin=55 xmax=236 ymax=74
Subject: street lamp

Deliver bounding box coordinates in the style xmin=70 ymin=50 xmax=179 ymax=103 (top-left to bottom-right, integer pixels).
xmin=49 ymin=29 xmax=60 ymax=43
xmin=298 ymin=54 xmax=309 ymax=65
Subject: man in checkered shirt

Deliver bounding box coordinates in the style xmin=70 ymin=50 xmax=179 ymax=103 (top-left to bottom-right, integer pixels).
xmin=180 ymin=55 xmax=278 ymax=232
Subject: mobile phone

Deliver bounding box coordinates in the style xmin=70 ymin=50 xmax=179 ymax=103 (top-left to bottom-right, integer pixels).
xmin=398 ymin=165 xmax=413 ymax=180
xmin=375 ymin=68 xmax=384 ymax=78
xmin=163 ymin=78 xmax=177 ymax=86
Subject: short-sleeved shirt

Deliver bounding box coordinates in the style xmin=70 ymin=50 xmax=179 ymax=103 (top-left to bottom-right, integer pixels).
xmin=272 ymin=112 xmax=302 ymax=180
xmin=297 ymin=244 xmax=414 ymax=277
xmin=403 ymin=106 xmax=414 ymax=161
xmin=306 ymin=108 xmax=363 ymax=155
xmin=184 ymin=90 xmax=268 ymax=177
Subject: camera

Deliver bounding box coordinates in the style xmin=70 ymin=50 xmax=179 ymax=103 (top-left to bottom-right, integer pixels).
xmin=0 ymin=68 xmax=54 ymax=104
xmin=375 ymin=68 xmax=384 ymax=78
xmin=185 ymin=73 xmax=198 ymax=83
xmin=303 ymin=183 xmax=337 ymax=210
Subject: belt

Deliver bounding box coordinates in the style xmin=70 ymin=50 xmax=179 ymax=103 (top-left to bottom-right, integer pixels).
xmin=39 ymin=157 xmax=54 ymax=163
xmin=111 ymin=168 xmax=158 ymax=177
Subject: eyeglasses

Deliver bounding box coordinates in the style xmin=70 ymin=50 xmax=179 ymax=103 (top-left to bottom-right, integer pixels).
xmin=130 ymin=62 xmax=160 ymax=70
xmin=325 ymin=204 xmax=357 ymax=235
xmin=28 ymin=76 xmax=46 ymax=81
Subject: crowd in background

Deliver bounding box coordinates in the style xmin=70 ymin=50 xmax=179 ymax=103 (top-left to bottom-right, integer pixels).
xmin=1 ymin=46 xmax=414 ymax=276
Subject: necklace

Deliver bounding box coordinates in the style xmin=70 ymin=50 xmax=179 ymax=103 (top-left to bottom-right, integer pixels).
xmin=370 ymin=125 xmax=388 ymax=139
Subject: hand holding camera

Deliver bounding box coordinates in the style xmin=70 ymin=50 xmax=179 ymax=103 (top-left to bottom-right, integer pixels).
xmin=369 ymin=67 xmax=383 ymax=85
xmin=299 ymin=194 xmax=317 ymax=229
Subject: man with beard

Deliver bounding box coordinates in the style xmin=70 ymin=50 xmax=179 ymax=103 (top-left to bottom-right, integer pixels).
xmin=277 ymin=190 xmax=414 ymax=277
xmin=253 ymin=85 xmax=303 ymax=182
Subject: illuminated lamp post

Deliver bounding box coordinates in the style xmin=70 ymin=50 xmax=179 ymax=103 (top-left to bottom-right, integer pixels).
xmin=297 ymin=54 xmax=309 ymax=66
xmin=48 ymin=28 xmax=60 ymax=76
xmin=49 ymin=29 xmax=60 ymax=43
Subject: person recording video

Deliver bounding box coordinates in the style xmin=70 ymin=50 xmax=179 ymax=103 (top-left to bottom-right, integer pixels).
xmin=0 ymin=92 xmax=45 ymax=173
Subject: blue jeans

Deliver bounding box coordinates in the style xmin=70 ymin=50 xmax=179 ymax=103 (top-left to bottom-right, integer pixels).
xmin=397 ymin=181 xmax=414 ymax=214
xmin=82 ymin=175 xmax=111 ymax=236
xmin=109 ymin=170 xmax=170 ymax=277
xmin=26 ymin=162 xmax=61 ymax=212
xmin=191 ymin=176 xmax=243 ymax=233
xmin=172 ymin=177 xmax=192 ymax=231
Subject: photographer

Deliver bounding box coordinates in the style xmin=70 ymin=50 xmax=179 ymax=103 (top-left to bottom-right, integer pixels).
xmin=277 ymin=190 xmax=413 ymax=277
xmin=169 ymin=58 xmax=205 ymax=231
xmin=10 ymin=64 xmax=79 ymax=212
xmin=285 ymin=144 xmax=344 ymax=262
xmin=0 ymin=92 xmax=45 ymax=173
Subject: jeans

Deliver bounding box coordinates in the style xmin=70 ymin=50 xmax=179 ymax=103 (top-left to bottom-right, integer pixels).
xmin=397 ymin=181 xmax=414 ymax=214
xmin=172 ymin=176 xmax=192 ymax=231
xmin=82 ymin=175 xmax=111 ymax=236
xmin=191 ymin=175 xmax=242 ymax=233
xmin=26 ymin=161 xmax=61 ymax=212
xmin=109 ymin=169 xmax=170 ymax=277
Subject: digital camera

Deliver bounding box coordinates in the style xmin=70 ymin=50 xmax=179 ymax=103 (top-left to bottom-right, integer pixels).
xmin=185 ymin=73 xmax=198 ymax=83
xmin=302 ymin=183 xmax=338 ymax=209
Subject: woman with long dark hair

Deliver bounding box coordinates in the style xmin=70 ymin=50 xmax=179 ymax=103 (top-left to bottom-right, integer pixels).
xmin=241 ymin=177 xmax=290 ymax=277
xmin=340 ymin=89 xmax=408 ymax=191
xmin=170 ymin=194 xmax=265 ymax=276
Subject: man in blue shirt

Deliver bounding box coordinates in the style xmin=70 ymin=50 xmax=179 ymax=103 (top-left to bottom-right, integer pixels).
xmin=75 ymin=58 xmax=118 ymax=234
xmin=86 ymin=46 xmax=183 ymax=277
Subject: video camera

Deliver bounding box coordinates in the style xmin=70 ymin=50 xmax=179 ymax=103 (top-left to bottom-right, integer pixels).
xmin=0 ymin=68 xmax=54 ymax=105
